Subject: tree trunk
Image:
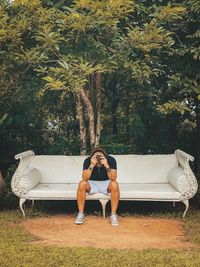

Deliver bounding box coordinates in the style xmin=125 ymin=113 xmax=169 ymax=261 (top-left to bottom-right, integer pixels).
xmin=77 ymin=92 xmax=87 ymax=155
xmin=79 ymin=88 xmax=95 ymax=147
xmin=95 ymin=72 xmax=101 ymax=146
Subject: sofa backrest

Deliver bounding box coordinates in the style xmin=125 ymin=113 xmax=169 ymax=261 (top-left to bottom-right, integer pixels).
xmin=29 ymin=154 xmax=178 ymax=184
xmin=116 ymin=154 xmax=178 ymax=183
xmin=30 ymin=155 xmax=86 ymax=184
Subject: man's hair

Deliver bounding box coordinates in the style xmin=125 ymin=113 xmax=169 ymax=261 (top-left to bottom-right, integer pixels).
xmin=90 ymin=146 xmax=107 ymax=158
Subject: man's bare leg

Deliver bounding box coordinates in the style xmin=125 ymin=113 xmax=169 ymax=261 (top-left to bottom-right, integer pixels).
xmin=107 ymin=181 xmax=120 ymax=214
xmin=77 ymin=180 xmax=91 ymax=213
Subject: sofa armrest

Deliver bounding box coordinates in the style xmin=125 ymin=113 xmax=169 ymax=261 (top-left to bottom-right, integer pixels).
xmin=168 ymin=167 xmax=191 ymax=195
xmin=11 ymin=167 xmax=41 ymax=198
xmin=175 ymin=149 xmax=194 ymax=165
xmin=15 ymin=150 xmax=35 ymax=160
xmin=173 ymin=149 xmax=198 ymax=199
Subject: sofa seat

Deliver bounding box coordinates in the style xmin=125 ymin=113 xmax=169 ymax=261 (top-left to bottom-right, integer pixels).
xmin=25 ymin=183 xmax=108 ymax=199
xmin=119 ymin=183 xmax=182 ymax=200
xmin=26 ymin=182 xmax=182 ymax=200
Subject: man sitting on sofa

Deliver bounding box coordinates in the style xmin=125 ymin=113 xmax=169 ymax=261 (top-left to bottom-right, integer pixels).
xmin=75 ymin=146 xmax=120 ymax=226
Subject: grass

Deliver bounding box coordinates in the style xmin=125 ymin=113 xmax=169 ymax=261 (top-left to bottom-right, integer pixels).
xmin=0 ymin=204 xmax=200 ymax=267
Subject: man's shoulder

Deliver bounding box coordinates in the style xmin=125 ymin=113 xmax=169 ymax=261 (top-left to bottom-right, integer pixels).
xmin=107 ymin=155 xmax=116 ymax=161
xmin=107 ymin=155 xmax=117 ymax=165
xmin=84 ymin=156 xmax=91 ymax=162
xmin=107 ymin=155 xmax=117 ymax=169
xmin=83 ymin=156 xmax=91 ymax=170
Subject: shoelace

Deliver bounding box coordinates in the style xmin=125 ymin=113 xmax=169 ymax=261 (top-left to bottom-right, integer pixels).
xmin=111 ymin=214 xmax=118 ymax=221
xmin=77 ymin=213 xmax=84 ymax=219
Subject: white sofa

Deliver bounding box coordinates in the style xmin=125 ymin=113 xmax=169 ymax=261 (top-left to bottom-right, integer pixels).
xmin=11 ymin=149 xmax=198 ymax=218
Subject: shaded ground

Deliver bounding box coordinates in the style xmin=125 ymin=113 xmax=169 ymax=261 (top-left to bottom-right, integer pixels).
xmin=21 ymin=214 xmax=198 ymax=250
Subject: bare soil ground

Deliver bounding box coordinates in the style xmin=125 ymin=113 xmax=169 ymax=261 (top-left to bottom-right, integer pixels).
xmin=21 ymin=214 xmax=198 ymax=250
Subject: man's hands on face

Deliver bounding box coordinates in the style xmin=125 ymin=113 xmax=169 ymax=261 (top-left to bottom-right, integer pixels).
xmin=100 ymin=156 xmax=109 ymax=168
xmin=90 ymin=156 xmax=97 ymax=167
xmin=90 ymin=154 xmax=109 ymax=168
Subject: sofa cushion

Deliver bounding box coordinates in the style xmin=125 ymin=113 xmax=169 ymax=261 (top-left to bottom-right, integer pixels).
xmin=26 ymin=183 xmax=108 ymax=199
xmin=168 ymin=167 xmax=191 ymax=194
xmin=26 ymin=182 xmax=182 ymax=200
xmin=17 ymin=167 xmax=41 ymax=194
xmin=119 ymin=183 xmax=182 ymax=200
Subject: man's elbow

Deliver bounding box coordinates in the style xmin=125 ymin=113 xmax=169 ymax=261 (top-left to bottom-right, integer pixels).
xmin=82 ymin=175 xmax=86 ymax=181
xmin=82 ymin=172 xmax=89 ymax=181
xmin=110 ymin=170 xmax=117 ymax=181
xmin=110 ymin=173 xmax=117 ymax=181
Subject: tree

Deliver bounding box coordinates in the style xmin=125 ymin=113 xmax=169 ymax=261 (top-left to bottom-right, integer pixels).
xmin=156 ymin=0 xmax=200 ymax=173
xmin=1 ymin=0 xmax=199 ymax=178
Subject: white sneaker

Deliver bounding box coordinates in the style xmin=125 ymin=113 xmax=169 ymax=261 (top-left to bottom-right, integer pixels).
xmin=110 ymin=213 xmax=119 ymax=226
xmin=75 ymin=212 xmax=85 ymax=224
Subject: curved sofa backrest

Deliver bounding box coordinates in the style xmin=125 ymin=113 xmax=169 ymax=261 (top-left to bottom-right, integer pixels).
xmin=29 ymin=155 xmax=86 ymax=184
xmin=115 ymin=154 xmax=178 ymax=183
xmin=29 ymin=154 xmax=178 ymax=184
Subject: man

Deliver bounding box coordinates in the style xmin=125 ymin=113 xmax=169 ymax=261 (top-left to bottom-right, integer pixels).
xmin=75 ymin=146 xmax=120 ymax=226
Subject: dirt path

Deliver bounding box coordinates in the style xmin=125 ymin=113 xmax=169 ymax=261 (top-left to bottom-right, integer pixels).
xmin=21 ymin=215 xmax=198 ymax=250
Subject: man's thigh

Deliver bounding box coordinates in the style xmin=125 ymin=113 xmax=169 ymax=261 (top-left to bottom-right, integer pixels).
xmin=85 ymin=181 xmax=91 ymax=193
xmin=79 ymin=180 xmax=91 ymax=193
xmin=88 ymin=180 xmax=111 ymax=194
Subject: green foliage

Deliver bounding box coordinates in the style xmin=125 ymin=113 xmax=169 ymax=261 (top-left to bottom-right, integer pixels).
xmin=157 ymin=100 xmax=191 ymax=115
xmin=40 ymin=59 xmax=108 ymax=95
xmin=124 ymin=60 xmax=161 ymax=83
xmin=153 ymin=3 xmax=186 ymax=22
xmin=0 ymin=113 xmax=8 ymax=127
xmin=126 ymin=24 xmax=174 ymax=52
xmin=73 ymin=0 xmax=135 ymax=25
xmin=0 ymin=0 xmax=200 ymax=182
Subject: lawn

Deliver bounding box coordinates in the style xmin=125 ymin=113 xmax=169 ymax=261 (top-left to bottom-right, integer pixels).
xmin=0 ymin=204 xmax=200 ymax=267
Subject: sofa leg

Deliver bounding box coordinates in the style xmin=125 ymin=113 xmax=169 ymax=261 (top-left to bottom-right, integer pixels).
xmin=173 ymin=201 xmax=175 ymax=207
xmin=19 ymin=198 xmax=26 ymax=217
xmin=31 ymin=200 xmax=34 ymax=209
xmin=183 ymin=199 xmax=189 ymax=218
xmin=99 ymin=199 xmax=109 ymax=219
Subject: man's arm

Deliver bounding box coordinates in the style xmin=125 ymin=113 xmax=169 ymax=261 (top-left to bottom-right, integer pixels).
xmin=106 ymin=169 xmax=117 ymax=181
xmin=101 ymin=157 xmax=117 ymax=181
xmin=82 ymin=156 xmax=97 ymax=181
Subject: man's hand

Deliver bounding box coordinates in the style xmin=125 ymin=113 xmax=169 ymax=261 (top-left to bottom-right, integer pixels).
xmin=100 ymin=156 xmax=109 ymax=168
xmin=90 ymin=156 xmax=97 ymax=167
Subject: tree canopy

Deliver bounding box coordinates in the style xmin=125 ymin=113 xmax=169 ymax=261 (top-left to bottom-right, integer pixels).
xmin=0 ymin=0 xmax=199 ymax=176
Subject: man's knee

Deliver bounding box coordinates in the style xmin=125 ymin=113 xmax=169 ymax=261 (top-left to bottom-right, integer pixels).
xmin=78 ymin=180 xmax=89 ymax=191
xmin=109 ymin=181 xmax=119 ymax=192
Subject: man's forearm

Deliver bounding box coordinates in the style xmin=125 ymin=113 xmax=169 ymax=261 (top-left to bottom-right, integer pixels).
xmin=82 ymin=164 xmax=95 ymax=180
xmin=105 ymin=164 xmax=117 ymax=181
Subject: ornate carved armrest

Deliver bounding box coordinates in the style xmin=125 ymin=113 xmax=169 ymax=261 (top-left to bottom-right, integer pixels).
xmin=174 ymin=149 xmax=198 ymax=199
xmin=175 ymin=149 xmax=194 ymax=163
xmin=11 ymin=150 xmax=36 ymax=198
xmin=13 ymin=150 xmax=35 ymax=177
